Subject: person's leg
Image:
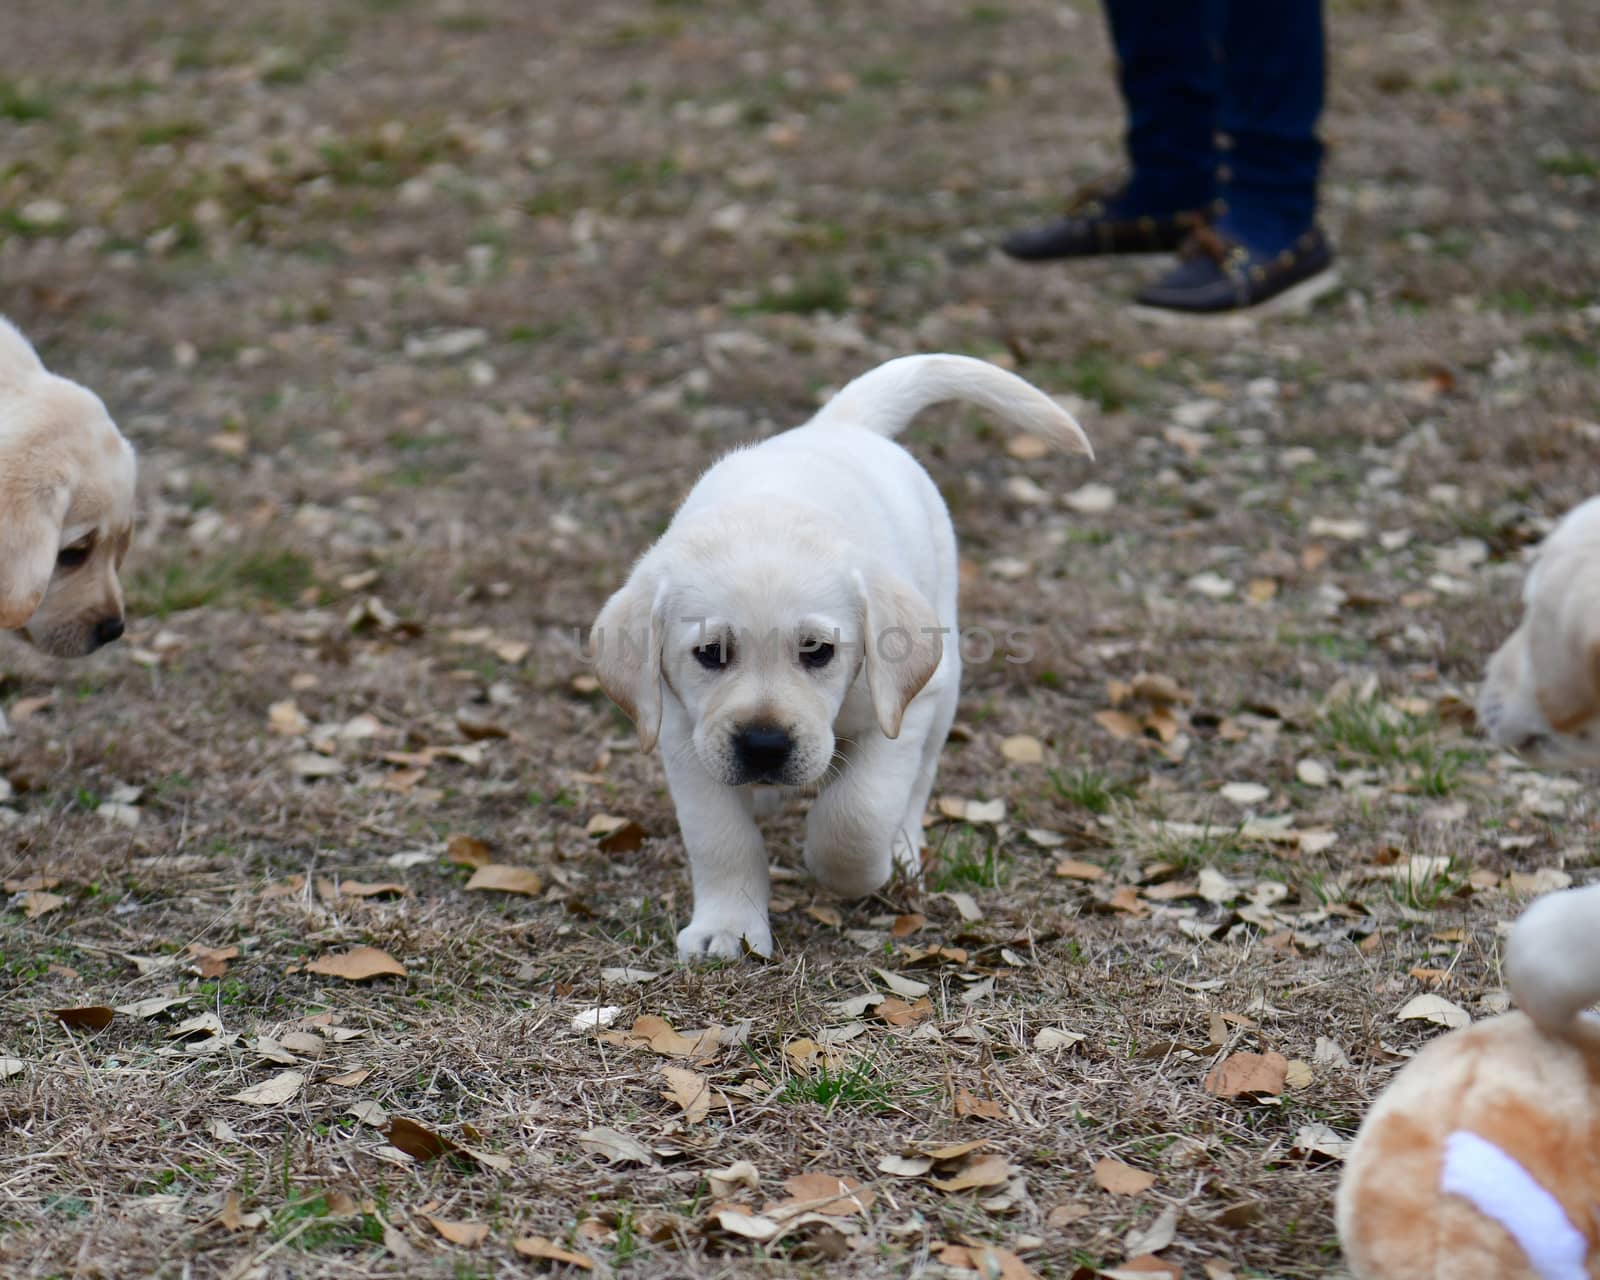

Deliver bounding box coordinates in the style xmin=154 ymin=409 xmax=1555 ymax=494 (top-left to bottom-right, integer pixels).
xmin=1001 ymin=0 xmax=1221 ymax=261
xmin=1131 ymin=0 xmax=1334 ymax=312
xmin=1214 ymin=0 xmax=1325 ymax=255
xmin=1104 ymin=0 xmax=1222 ymax=218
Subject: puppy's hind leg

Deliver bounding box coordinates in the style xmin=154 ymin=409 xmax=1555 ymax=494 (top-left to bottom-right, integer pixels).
xmin=663 ymin=720 xmax=775 ymax=962
xmin=895 ymin=678 xmax=960 ymax=885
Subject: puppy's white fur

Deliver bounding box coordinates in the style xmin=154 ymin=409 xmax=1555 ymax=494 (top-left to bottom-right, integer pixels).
xmin=593 ymin=355 xmax=1092 ymax=961
xmin=1478 ymin=497 xmax=1600 ymax=768
xmin=0 ymin=317 xmax=136 ymax=658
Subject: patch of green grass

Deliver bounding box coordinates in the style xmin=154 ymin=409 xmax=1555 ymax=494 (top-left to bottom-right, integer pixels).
xmin=859 ymin=64 xmax=905 ymax=90
xmin=135 ymin=119 xmax=207 ymax=146
xmin=1539 ymin=150 xmax=1598 ymax=179
xmin=605 ymin=15 xmax=686 ymax=43
xmin=316 ymin=127 xmax=465 ymax=189
xmin=0 ymin=80 xmax=51 ymax=121
xmin=196 ymin=977 xmax=252 ymax=1007
xmin=1148 ymin=821 xmax=1249 ymax=872
xmin=780 ymin=1056 xmax=896 ymax=1112
xmin=1527 ymin=330 xmax=1600 ymax=370
xmin=1034 ymin=349 xmax=1144 ymax=412
xmin=1317 ymin=696 xmax=1423 ymax=761
xmin=1390 ymin=856 xmax=1465 ymax=910
xmin=1050 ymin=765 xmax=1129 ymax=815
xmin=745 ymin=271 xmax=851 ymax=316
xmin=1316 ymin=696 xmax=1474 ymax=794
xmin=929 ymin=827 xmax=1010 ymax=890
xmin=271 ymin=1192 xmax=385 ymax=1251
xmin=128 ymin=546 xmax=317 ymax=617
xmin=172 ymin=37 xmax=248 ymax=73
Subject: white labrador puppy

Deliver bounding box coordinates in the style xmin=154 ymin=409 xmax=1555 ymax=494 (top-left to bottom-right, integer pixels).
xmin=0 ymin=317 xmax=136 ymax=658
xmin=592 ymin=355 xmax=1092 ymax=960
xmin=1478 ymin=496 xmax=1600 ymax=767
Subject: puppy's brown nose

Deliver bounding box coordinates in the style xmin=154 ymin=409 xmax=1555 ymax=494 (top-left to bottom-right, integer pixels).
xmin=93 ymin=616 xmax=125 ymax=648
xmin=734 ymin=724 xmax=792 ymax=778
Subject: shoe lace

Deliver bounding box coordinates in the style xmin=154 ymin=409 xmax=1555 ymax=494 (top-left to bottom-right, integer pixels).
xmin=1184 ymin=225 xmax=1249 ymax=270
xmin=1064 ymin=172 xmax=1127 ymax=215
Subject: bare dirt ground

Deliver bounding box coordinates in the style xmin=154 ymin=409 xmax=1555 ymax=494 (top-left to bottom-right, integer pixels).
xmin=1 ymin=1 xmax=1598 ymax=1276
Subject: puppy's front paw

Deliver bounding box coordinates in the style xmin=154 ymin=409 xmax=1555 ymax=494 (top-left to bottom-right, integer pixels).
xmin=676 ymin=910 xmax=773 ymax=963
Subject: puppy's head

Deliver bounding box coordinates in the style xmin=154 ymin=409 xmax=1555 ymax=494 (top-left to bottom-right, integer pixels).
xmin=0 ymin=320 xmax=136 ymax=658
xmin=591 ymin=503 xmax=941 ymax=787
xmin=1478 ymin=499 xmax=1600 ymax=768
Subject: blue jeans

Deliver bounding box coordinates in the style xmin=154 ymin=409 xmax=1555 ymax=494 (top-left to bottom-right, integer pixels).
xmin=1105 ymin=0 xmax=1325 ymax=253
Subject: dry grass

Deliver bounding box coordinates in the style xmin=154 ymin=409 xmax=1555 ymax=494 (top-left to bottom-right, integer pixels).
xmin=2 ymin=0 xmax=1598 ymax=1276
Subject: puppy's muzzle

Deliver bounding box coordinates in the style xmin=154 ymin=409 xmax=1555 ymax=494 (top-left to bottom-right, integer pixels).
xmin=733 ymin=723 xmax=793 ymax=784
xmin=93 ymin=615 xmax=125 ymax=650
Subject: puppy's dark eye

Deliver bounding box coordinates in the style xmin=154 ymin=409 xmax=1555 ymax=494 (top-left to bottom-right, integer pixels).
xmin=694 ymin=640 xmax=730 ymax=670
xmin=57 ymin=540 xmax=92 ymax=570
xmin=800 ymin=640 xmax=835 ymax=670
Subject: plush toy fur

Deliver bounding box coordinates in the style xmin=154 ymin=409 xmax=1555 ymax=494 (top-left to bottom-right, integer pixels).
xmin=1337 ymin=882 xmax=1600 ymax=1279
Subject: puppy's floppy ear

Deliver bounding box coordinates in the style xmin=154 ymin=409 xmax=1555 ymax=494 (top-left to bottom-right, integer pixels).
xmin=0 ymin=316 xmax=45 ymax=384
xmin=854 ymin=569 xmax=942 ymax=739
xmin=0 ymin=481 xmax=67 ymax=630
xmin=1532 ymin=574 xmax=1600 ymax=735
xmin=591 ymin=571 xmax=670 ymax=751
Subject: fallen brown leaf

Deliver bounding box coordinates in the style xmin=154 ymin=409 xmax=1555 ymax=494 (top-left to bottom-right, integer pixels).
xmin=383 ymin=1117 xmax=508 ymax=1169
xmin=931 ymin=1153 xmax=1014 ymax=1192
xmin=1093 ymin=1158 xmax=1156 ymax=1195
xmin=1046 ymin=1202 xmax=1091 ymax=1228
xmin=512 ymin=1236 xmax=595 ymax=1269
xmin=261 ymin=875 xmax=307 ymax=900
xmin=875 ymin=996 xmax=934 ymax=1027
xmin=937 ymin=1243 xmax=1039 ymax=1280
xmin=186 ymin=944 xmax=240 ymax=978
xmin=590 ymin=817 xmax=647 ymax=853
xmin=1094 ymin=709 xmax=1143 ymax=740
xmin=305 ymin=947 xmax=407 ymax=981
xmin=954 ymin=1088 xmax=1006 ymax=1120
xmin=464 ymin=863 xmax=544 ymax=896
xmin=328 ymin=1067 xmax=372 ymax=1087
xmin=599 ymin=1015 xmax=724 ymax=1061
xmin=660 ymin=1065 xmax=724 ymax=1123
xmin=4 ymin=874 xmax=61 ymax=892
xmin=763 ymin=1173 xmax=875 ymax=1217
xmin=50 ymin=1006 xmax=115 ymax=1031
xmin=226 ymin=1070 xmax=305 ymax=1106
xmin=1203 ymin=1051 xmax=1289 ymax=1099
xmin=337 ymin=880 xmax=409 ymax=899
xmin=425 ymin=1217 xmax=489 ymax=1247
xmin=444 ymin=833 xmax=493 ymax=867
xmin=1106 ymin=1256 xmax=1182 ymax=1279
xmin=21 ymin=890 xmax=67 ymax=918
xmin=1054 ymin=859 xmax=1106 ymax=882
xmin=890 ymin=913 xmax=926 ymax=937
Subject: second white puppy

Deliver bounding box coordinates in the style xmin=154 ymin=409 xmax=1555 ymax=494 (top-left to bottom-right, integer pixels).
xmin=592 ymin=355 xmax=1092 ymax=961
xmin=1478 ymin=496 xmax=1600 ymax=768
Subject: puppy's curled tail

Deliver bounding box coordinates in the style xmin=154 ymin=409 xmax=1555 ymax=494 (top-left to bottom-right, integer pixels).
xmin=1506 ymin=882 xmax=1600 ymax=1041
xmin=809 ymin=354 xmax=1094 ymax=459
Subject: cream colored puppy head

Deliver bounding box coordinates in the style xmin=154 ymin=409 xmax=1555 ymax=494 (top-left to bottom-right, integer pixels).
xmin=592 ymin=502 xmax=941 ymax=787
xmin=1478 ymin=497 xmax=1600 ymax=768
xmin=0 ymin=318 xmax=136 ymax=658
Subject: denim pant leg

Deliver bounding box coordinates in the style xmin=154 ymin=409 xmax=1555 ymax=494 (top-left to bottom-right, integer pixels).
xmin=1216 ymin=0 xmax=1326 ymax=251
xmin=1103 ymin=0 xmax=1222 ymax=215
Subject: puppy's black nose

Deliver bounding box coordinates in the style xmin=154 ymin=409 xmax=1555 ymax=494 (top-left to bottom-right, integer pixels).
xmin=734 ymin=724 xmax=792 ymax=777
xmin=94 ymin=616 xmax=125 ymax=647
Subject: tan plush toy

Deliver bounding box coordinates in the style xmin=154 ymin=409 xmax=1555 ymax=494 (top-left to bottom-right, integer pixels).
xmin=1336 ymin=882 xmax=1600 ymax=1279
